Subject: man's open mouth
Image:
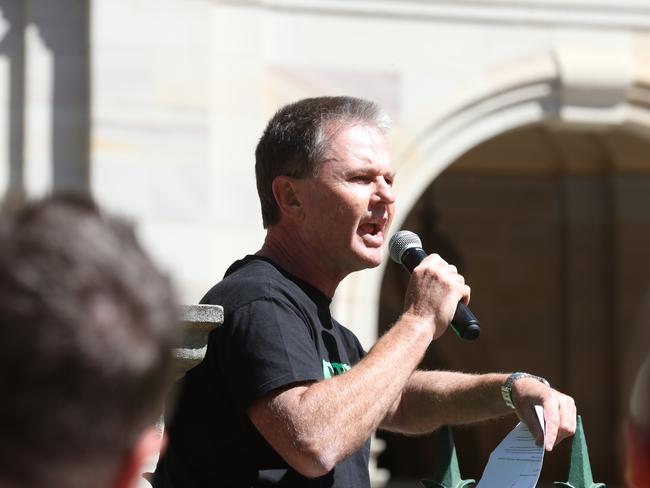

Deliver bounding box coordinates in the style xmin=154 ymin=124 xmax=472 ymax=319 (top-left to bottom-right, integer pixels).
xmin=359 ymin=221 xmax=385 ymax=237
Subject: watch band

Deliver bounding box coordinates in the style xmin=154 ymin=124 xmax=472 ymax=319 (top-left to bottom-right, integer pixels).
xmin=501 ymin=372 xmax=550 ymax=409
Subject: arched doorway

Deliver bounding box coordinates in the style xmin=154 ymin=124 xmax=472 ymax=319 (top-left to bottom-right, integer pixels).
xmin=331 ymin=45 xmax=650 ymax=486
xmin=377 ymin=125 xmax=650 ymax=485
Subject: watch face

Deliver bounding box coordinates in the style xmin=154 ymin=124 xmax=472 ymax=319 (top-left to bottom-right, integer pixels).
xmin=512 ymin=372 xmax=527 ymax=382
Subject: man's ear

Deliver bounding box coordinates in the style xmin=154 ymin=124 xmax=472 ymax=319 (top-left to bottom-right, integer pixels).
xmin=112 ymin=427 xmax=165 ymax=488
xmin=271 ymin=176 xmax=303 ymax=220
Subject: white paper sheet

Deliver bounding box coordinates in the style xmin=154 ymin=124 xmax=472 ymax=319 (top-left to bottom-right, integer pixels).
xmin=476 ymin=405 xmax=545 ymax=488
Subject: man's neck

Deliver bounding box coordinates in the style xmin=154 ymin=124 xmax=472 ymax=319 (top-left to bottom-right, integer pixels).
xmin=257 ymin=226 xmax=345 ymax=298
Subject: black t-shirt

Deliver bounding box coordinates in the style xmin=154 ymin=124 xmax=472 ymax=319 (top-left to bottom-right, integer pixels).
xmin=153 ymin=256 xmax=370 ymax=487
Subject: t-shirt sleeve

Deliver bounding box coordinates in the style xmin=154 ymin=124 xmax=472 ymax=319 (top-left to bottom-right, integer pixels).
xmin=218 ymin=298 xmax=323 ymax=412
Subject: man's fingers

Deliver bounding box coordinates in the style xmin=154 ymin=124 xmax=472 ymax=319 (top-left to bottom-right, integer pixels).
xmin=460 ymin=284 xmax=471 ymax=305
xmin=543 ymin=405 xmax=560 ymax=451
xmin=518 ymin=405 xmax=545 ymax=447
xmin=542 ymin=392 xmax=578 ymax=450
xmin=555 ymin=394 xmax=577 ymax=445
xmin=511 ymin=377 xmax=578 ymax=451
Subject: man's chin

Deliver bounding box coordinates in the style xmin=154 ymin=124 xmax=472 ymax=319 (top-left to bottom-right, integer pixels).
xmin=354 ymin=250 xmax=383 ymax=270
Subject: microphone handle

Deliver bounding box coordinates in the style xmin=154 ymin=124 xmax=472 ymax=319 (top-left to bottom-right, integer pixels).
xmin=400 ymin=247 xmax=481 ymax=341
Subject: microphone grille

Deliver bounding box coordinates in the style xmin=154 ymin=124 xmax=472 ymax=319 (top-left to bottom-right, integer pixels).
xmin=389 ymin=230 xmax=422 ymax=264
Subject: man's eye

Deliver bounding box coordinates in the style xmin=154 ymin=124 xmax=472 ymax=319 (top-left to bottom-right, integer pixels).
xmin=352 ymin=176 xmax=372 ymax=183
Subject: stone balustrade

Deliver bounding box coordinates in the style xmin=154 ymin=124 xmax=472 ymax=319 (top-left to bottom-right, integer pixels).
xmin=174 ymin=304 xmax=224 ymax=377
xmin=140 ymin=304 xmax=223 ymax=487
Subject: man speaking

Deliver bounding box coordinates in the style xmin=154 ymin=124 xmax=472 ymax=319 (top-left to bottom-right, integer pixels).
xmin=154 ymin=96 xmax=576 ymax=487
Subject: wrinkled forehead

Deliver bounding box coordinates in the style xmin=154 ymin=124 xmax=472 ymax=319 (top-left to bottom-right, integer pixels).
xmin=321 ymin=118 xmax=387 ymax=142
xmin=318 ymin=124 xmax=394 ymax=179
xmin=321 ymin=122 xmax=390 ymax=158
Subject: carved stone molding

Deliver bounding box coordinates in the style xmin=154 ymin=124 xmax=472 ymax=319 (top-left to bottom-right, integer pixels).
xmin=213 ymin=0 xmax=650 ymax=29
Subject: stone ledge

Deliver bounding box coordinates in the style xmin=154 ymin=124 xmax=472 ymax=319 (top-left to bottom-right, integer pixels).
xmin=179 ymin=304 xmax=224 ymax=327
xmin=174 ymin=304 xmax=224 ymax=376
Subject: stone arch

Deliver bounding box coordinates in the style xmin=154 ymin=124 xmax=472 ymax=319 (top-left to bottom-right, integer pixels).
xmin=335 ymin=42 xmax=650 ymax=484
xmin=333 ymin=41 xmax=650 ymax=351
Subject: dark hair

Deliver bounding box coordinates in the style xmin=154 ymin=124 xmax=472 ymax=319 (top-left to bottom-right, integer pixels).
xmin=255 ymin=96 xmax=391 ymax=228
xmin=0 ymin=194 xmax=178 ymax=487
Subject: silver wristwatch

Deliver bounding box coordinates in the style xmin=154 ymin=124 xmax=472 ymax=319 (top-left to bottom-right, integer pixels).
xmin=501 ymin=372 xmax=550 ymax=409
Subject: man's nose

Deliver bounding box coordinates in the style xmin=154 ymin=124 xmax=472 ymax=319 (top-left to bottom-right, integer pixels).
xmin=374 ymin=178 xmax=395 ymax=205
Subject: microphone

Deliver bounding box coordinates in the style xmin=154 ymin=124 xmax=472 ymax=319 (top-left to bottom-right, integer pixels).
xmin=389 ymin=230 xmax=480 ymax=340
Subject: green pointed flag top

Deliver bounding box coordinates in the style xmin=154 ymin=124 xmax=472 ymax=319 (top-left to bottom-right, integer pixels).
xmin=421 ymin=425 xmax=475 ymax=488
xmin=554 ymin=415 xmax=605 ymax=488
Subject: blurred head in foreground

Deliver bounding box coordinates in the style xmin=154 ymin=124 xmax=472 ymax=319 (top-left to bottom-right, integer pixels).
xmin=0 ymin=194 xmax=178 ymax=488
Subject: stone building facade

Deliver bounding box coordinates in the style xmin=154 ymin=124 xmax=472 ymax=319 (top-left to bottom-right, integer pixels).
xmin=1 ymin=0 xmax=649 ymax=485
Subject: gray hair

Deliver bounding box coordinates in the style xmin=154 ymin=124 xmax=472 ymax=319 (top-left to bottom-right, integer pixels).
xmin=255 ymin=96 xmax=391 ymax=228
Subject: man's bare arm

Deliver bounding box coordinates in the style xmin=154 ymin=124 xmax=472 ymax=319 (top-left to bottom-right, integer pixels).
xmin=248 ymin=254 xmax=466 ymax=478
xmin=248 ymin=313 xmax=432 ymax=478
xmin=381 ymin=370 xmax=577 ymax=451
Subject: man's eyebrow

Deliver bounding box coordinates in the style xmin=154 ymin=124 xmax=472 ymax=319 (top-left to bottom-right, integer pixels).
xmin=380 ymin=167 xmax=397 ymax=180
xmin=321 ymin=156 xmax=341 ymax=163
